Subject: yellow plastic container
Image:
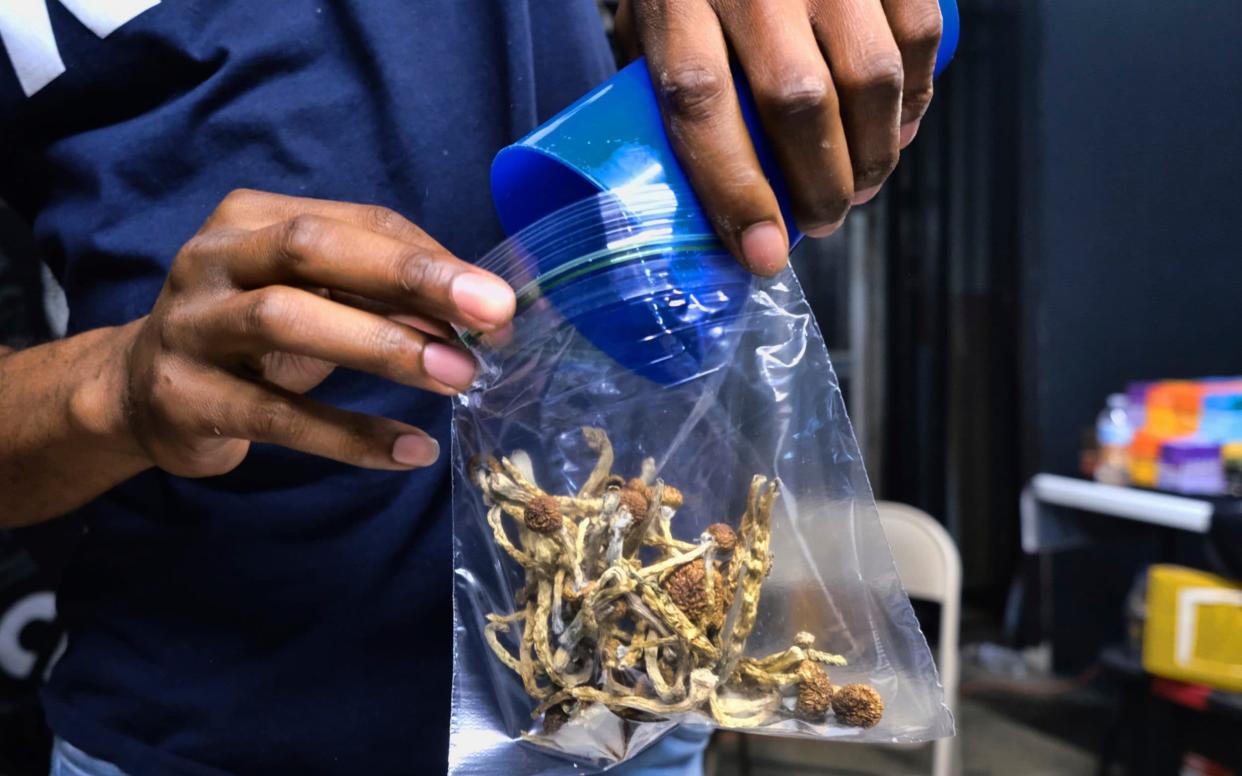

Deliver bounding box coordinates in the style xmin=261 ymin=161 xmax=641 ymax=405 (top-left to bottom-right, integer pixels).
xmin=1143 ymin=564 xmax=1242 ymax=691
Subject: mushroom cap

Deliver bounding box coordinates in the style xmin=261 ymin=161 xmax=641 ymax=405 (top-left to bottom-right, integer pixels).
xmin=619 ymin=487 xmax=650 ymax=518
xmin=661 ymin=484 xmax=685 ymax=510
xmin=706 ymin=522 xmax=737 ymax=552
xmin=832 ymin=683 xmax=884 ymax=728
xmin=662 ymin=559 xmax=710 ymax=621
xmin=523 ymin=494 xmax=562 ymax=534
xmin=661 ymin=559 xmax=725 ymax=627
xmin=795 ymin=661 xmax=834 ymax=719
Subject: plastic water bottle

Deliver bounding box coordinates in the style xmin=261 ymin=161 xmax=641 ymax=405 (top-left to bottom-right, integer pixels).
xmin=1096 ymin=393 xmax=1134 ymax=485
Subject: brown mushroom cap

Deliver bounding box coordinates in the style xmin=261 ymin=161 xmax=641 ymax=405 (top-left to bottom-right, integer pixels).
xmin=661 ymin=484 xmax=685 ymax=510
xmin=619 ymin=487 xmax=650 ymax=518
xmin=832 ymin=683 xmax=884 ymax=728
xmin=523 ymin=494 xmax=562 ymax=534
xmin=662 ymin=559 xmax=710 ymax=622
xmin=706 ymin=522 xmax=737 ymax=553
xmin=661 ymin=559 xmax=726 ymax=628
xmin=795 ymin=661 xmax=834 ymax=719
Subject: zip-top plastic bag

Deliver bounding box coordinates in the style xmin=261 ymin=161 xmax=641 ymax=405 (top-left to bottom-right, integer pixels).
xmin=448 ymin=187 xmax=952 ymax=774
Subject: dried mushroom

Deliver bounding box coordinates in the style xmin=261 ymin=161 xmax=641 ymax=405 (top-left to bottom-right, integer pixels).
xmin=706 ymin=522 xmax=736 ymax=553
xmin=661 ymin=484 xmax=685 ymax=510
xmin=523 ymin=495 xmax=562 ymax=534
xmin=472 ymin=426 xmax=882 ymax=734
xmin=795 ymin=660 xmax=834 ymax=719
xmin=662 ymin=559 xmax=714 ymax=625
xmin=618 ymin=487 xmax=649 ymax=519
xmin=832 ymin=683 xmax=885 ymax=728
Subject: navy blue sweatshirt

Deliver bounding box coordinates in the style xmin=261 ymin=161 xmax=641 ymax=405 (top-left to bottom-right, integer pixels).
xmin=0 ymin=2 xmax=613 ymax=772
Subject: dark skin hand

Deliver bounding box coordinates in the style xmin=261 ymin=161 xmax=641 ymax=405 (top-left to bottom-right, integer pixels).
xmin=616 ymin=0 xmax=943 ymax=274
xmin=123 ymin=190 xmax=517 ymax=477
xmin=0 ymin=190 xmax=515 ymax=525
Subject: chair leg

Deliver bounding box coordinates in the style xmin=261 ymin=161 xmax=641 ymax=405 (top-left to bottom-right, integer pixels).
xmin=933 ymin=735 xmax=961 ymax=776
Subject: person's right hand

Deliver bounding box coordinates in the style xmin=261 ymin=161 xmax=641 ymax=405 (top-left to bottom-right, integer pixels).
xmin=615 ymin=0 xmax=942 ymax=276
xmin=118 ymin=189 xmax=515 ymax=478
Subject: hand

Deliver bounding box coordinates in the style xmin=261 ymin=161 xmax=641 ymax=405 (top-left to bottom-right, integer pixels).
xmin=615 ymin=0 xmax=942 ymax=274
xmin=120 ymin=189 xmax=515 ymax=478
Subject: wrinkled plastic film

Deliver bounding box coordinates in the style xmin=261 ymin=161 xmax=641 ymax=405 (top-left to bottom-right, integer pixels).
xmin=449 ymin=189 xmax=952 ymax=775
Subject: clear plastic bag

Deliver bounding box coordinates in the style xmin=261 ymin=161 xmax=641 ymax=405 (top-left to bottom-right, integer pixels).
xmin=449 ymin=188 xmax=952 ymax=774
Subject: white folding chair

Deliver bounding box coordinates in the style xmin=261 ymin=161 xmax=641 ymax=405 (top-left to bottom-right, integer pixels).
xmin=876 ymin=501 xmax=962 ymax=776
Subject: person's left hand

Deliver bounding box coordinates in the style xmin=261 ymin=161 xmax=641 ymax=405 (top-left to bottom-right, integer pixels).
xmin=615 ymin=0 xmax=942 ymax=275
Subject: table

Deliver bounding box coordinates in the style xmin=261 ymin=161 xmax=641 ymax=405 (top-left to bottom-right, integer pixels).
xmin=1019 ymin=477 xmax=1242 ymax=772
xmin=1020 ymin=474 xmax=1212 ymax=555
xmin=1011 ymin=474 xmax=1238 ymax=672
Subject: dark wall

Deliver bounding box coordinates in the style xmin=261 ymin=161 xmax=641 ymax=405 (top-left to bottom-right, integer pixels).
xmin=881 ymin=0 xmax=1024 ymax=608
xmin=1019 ymin=0 xmax=1242 ymax=671
xmin=1023 ymin=0 xmax=1242 ymax=476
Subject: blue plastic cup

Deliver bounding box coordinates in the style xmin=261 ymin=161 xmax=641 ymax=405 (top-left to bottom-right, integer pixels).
xmin=492 ymin=0 xmax=958 ymax=238
xmin=486 ymin=1 xmax=959 ymax=383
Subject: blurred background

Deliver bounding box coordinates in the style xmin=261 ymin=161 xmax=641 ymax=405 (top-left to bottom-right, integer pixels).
xmin=4 ymin=0 xmax=1242 ymax=774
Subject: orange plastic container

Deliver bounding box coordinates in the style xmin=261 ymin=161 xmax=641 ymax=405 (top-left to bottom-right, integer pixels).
xmin=1145 ymin=381 xmax=1203 ymax=437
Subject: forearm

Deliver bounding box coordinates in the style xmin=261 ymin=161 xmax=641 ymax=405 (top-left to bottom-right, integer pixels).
xmin=0 ymin=321 xmax=152 ymax=527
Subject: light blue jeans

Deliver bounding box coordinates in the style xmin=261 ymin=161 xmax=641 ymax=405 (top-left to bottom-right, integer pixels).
xmin=52 ymin=727 xmax=710 ymax=775
xmin=49 ymin=739 xmax=127 ymax=776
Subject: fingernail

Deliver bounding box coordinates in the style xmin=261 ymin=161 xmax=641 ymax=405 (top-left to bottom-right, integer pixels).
xmin=851 ymin=185 xmax=882 ymax=206
xmin=739 ymin=222 xmax=788 ymax=275
xmin=450 ymin=273 xmax=515 ymax=329
xmin=805 ymin=217 xmax=846 ymax=239
xmin=392 ymin=433 xmax=439 ymax=467
xmin=900 ymin=119 xmax=921 ymax=149
xmin=423 ymin=342 xmax=477 ymax=390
